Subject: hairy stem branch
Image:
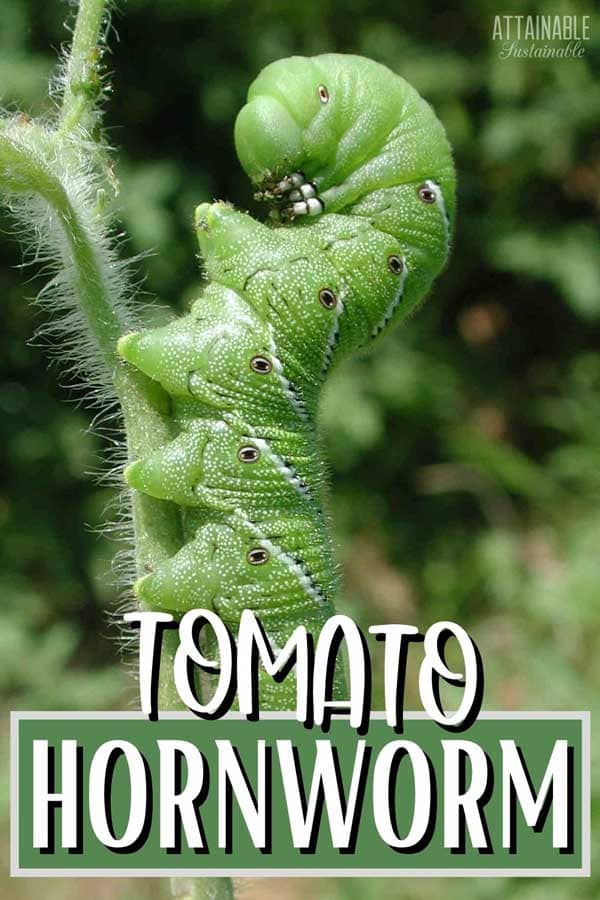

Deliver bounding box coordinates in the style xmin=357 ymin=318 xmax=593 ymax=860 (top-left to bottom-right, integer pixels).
xmin=1 ymin=3 xmax=240 ymax=897
xmin=0 ymin=125 xmax=182 ymax=570
xmin=60 ymin=0 xmax=108 ymax=134
xmin=1 ymin=3 xmax=235 ymax=898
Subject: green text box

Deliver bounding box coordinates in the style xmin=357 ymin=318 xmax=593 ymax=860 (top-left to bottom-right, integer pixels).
xmin=11 ymin=711 xmax=590 ymax=877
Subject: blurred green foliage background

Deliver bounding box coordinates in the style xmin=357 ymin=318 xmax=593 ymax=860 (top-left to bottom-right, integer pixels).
xmin=1 ymin=0 xmax=599 ymax=897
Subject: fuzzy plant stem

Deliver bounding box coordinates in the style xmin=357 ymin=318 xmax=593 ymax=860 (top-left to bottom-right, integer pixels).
xmin=60 ymin=0 xmax=107 ymax=133
xmin=0 ymin=103 xmax=181 ymax=585
xmin=0 ymin=1 xmax=233 ymax=899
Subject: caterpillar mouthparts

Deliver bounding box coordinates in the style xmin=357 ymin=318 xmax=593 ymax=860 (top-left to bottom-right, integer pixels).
xmin=118 ymin=53 xmax=455 ymax=706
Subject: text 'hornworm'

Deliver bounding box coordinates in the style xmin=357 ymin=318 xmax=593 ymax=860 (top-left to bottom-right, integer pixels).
xmin=118 ymin=54 xmax=456 ymax=706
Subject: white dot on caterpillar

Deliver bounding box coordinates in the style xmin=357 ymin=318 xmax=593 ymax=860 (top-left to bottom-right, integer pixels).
xmin=318 ymin=84 xmax=329 ymax=103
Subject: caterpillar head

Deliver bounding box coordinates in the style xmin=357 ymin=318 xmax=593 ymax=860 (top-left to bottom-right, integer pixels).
xmin=234 ymin=55 xmax=336 ymax=193
xmin=234 ymin=53 xmax=455 ymax=225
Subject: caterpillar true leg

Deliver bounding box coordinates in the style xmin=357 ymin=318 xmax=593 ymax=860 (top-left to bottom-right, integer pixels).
xmin=266 ymin=171 xmax=326 ymax=221
xmin=280 ymin=195 xmax=324 ymax=220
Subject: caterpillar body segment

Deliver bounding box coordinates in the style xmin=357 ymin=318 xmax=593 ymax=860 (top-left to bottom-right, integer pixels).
xmin=118 ymin=53 xmax=455 ymax=707
xmin=124 ymin=413 xmax=323 ymax=513
xmin=134 ymin=511 xmax=337 ymax=619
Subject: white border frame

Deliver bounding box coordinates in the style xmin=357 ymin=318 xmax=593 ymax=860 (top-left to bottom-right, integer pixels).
xmin=10 ymin=710 xmax=591 ymax=879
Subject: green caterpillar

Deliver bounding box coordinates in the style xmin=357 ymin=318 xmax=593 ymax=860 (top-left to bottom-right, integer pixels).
xmin=118 ymin=54 xmax=455 ymax=706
